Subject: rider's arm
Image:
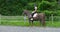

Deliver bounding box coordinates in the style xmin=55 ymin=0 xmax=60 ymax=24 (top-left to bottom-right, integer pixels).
xmin=35 ymin=6 xmax=37 ymax=11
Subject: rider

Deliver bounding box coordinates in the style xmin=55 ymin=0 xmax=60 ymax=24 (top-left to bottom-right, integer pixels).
xmin=31 ymin=4 xmax=37 ymax=18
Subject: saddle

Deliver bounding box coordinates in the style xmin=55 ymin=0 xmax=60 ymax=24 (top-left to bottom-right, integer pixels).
xmin=31 ymin=13 xmax=38 ymax=20
xmin=33 ymin=13 xmax=37 ymax=17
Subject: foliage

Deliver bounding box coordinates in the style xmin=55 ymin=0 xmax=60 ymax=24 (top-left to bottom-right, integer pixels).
xmin=39 ymin=1 xmax=51 ymax=11
xmin=0 ymin=0 xmax=59 ymax=16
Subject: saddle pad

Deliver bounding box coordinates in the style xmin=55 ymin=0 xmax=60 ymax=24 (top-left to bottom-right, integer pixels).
xmin=33 ymin=13 xmax=37 ymax=17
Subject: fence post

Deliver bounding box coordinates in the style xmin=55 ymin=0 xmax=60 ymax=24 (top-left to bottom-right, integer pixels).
xmin=24 ymin=15 xmax=26 ymax=24
xmin=0 ymin=14 xmax=1 ymax=24
xmin=51 ymin=14 xmax=53 ymax=24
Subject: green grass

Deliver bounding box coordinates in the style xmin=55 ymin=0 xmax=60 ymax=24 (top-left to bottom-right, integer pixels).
xmin=46 ymin=21 xmax=60 ymax=27
xmin=0 ymin=19 xmax=40 ymax=26
xmin=0 ymin=19 xmax=60 ymax=27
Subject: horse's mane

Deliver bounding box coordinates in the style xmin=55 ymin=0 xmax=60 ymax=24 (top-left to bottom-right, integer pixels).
xmin=24 ymin=10 xmax=31 ymax=14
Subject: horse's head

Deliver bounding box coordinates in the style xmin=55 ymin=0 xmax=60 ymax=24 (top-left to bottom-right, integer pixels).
xmin=23 ymin=10 xmax=32 ymax=18
xmin=23 ymin=10 xmax=29 ymax=16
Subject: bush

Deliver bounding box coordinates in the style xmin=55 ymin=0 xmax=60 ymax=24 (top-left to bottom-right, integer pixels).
xmin=39 ymin=1 xmax=51 ymax=11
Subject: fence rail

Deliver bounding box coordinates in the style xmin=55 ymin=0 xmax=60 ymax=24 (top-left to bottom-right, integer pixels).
xmin=0 ymin=15 xmax=60 ymax=21
xmin=0 ymin=16 xmax=28 ymax=20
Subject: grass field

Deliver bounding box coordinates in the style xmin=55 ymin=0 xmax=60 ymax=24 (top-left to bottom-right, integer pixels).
xmin=0 ymin=19 xmax=60 ymax=27
xmin=0 ymin=16 xmax=60 ymax=27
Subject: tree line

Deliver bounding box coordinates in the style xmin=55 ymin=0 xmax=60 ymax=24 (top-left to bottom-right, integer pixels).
xmin=0 ymin=0 xmax=60 ymax=16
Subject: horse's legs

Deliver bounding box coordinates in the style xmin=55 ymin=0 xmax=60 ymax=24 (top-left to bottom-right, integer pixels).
xmin=29 ymin=20 xmax=31 ymax=25
xmin=39 ymin=20 xmax=42 ymax=26
xmin=31 ymin=20 xmax=33 ymax=26
xmin=32 ymin=21 xmax=33 ymax=24
xmin=41 ymin=19 xmax=45 ymax=26
xmin=29 ymin=20 xmax=33 ymax=26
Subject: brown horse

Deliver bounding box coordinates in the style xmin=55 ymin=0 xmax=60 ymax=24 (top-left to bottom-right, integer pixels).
xmin=23 ymin=10 xmax=45 ymax=26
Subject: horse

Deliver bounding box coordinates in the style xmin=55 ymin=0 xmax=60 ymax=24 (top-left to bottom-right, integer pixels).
xmin=23 ymin=10 xmax=45 ymax=26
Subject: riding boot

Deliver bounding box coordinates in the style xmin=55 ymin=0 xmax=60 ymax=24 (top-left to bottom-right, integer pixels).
xmin=31 ymin=13 xmax=34 ymax=20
